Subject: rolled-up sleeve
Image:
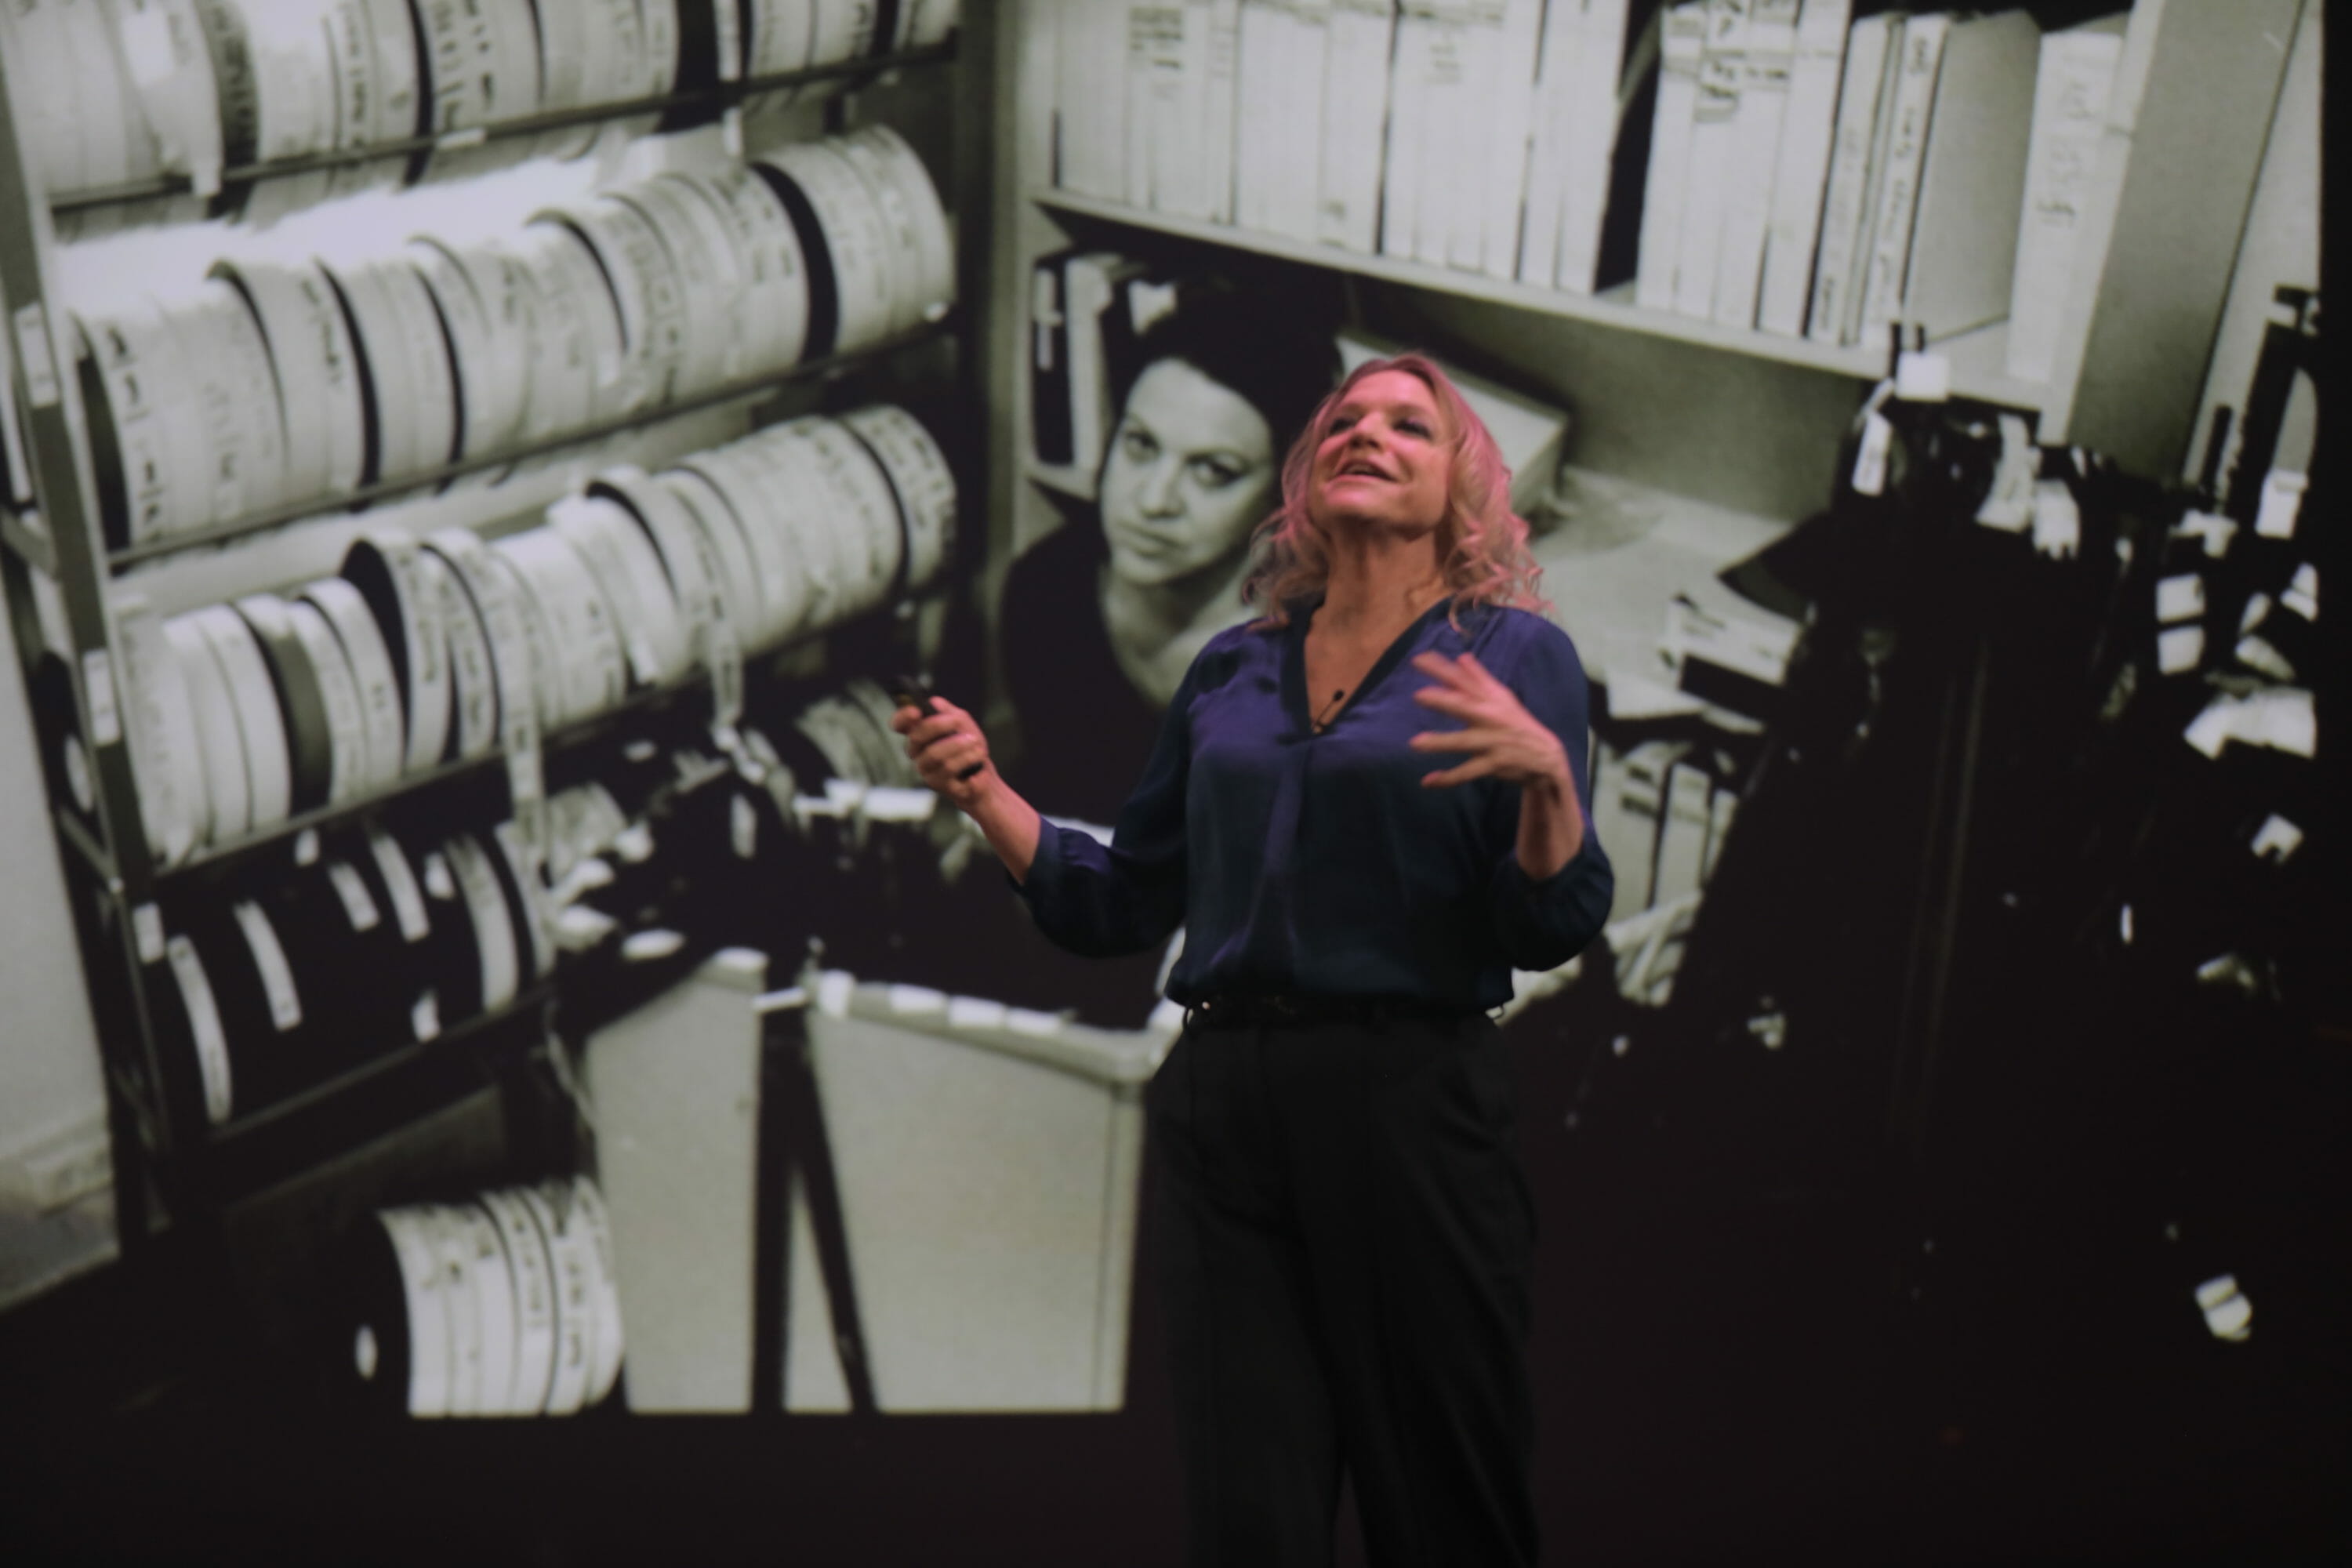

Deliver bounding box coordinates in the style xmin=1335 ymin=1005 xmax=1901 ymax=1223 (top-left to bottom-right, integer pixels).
xmin=1485 ymin=623 xmax=1613 ymax=971
xmin=1012 ymin=662 xmax=1195 ymax=958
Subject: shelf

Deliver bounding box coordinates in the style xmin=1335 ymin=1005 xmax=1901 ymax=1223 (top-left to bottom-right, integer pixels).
xmin=202 ymin=982 xmax=554 ymax=1150
xmin=47 ymin=44 xmax=959 ymax=213
xmin=184 ymin=982 xmax=557 ymax=1204
xmin=2 ymin=507 xmax=54 ymax=575
xmin=158 ymin=564 xmax=966 ymax=882
xmin=165 ymin=666 xmax=713 ymax=882
xmin=109 ymin=318 xmax=956 ymax=570
xmin=1029 ymin=188 xmax=2056 ymax=415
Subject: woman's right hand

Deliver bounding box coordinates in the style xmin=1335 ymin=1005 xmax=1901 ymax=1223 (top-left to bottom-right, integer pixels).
xmin=891 ymin=693 xmax=996 ymax=811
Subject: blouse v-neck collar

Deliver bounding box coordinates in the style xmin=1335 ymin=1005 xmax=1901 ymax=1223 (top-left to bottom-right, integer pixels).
xmin=1282 ymin=591 xmax=1464 ymax=736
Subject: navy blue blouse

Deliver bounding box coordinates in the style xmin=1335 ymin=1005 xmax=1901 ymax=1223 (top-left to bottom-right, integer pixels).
xmin=1014 ymin=594 xmax=1614 ymax=1011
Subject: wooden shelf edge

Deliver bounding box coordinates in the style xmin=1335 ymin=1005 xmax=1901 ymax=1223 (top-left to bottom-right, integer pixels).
xmin=1028 ymin=187 xmax=2055 ymax=414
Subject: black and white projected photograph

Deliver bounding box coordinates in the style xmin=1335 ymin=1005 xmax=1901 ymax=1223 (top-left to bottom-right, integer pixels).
xmin=0 ymin=2 xmax=2335 ymax=1564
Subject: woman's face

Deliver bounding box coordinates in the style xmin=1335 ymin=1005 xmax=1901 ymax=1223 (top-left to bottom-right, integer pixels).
xmin=1098 ymin=359 xmax=1277 ymax=588
xmin=1308 ymin=369 xmax=1451 ymax=535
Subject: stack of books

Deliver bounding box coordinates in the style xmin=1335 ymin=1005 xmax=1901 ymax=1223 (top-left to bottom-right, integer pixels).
xmin=1040 ymin=2 xmax=2129 ymax=377
xmin=1627 ymin=2 xmax=2128 ymax=358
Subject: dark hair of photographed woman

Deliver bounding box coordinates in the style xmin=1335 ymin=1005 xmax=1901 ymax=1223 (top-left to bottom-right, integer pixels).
xmin=999 ymin=288 xmax=1343 ymax=827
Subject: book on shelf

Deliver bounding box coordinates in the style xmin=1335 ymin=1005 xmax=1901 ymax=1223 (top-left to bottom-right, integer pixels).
xmin=1633 ymin=2 xmax=1710 ymax=310
xmin=1853 ymin=9 xmax=1950 ymax=347
xmin=1127 ymin=5 xmax=1184 ymax=212
xmin=1316 ymin=0 xmax=1397 ymax=252
xmin=1653 ymin=760 xmax=1715 ymax=906
xmin=1063 ymin=253 xmax=1162 ymax=481
xmin=1671 ymin=0 xmax=1754 ymax=319
xmin=1477 ymin=0 xmax=1551 ymax=278
xmin=1285 ymin=2 xmax=1338 ymax=239
xmin=1518 ymin=0 xmax=1592 ymax=287
xmin=1754 ymin=0 xmax=1853 ymax=337
xmin=1054 ymin=0 xmax=1131 ymax=201
xmin=1701 ymin=782 xmax=1737 ymax=883
xmin=1893 ymin=7 xmax=2043 ymax=343
xmin=2005 ymin=12 xmax=2128 ymax=383
xmin=1029 ymin=251 xmax=1076 ymax=466
xmin=1709 ymin=0 xmax=1801 ymax=327
xmin=1392 ymin=2 xmax=1482 ymax=267
xmin=1806 ymin=9 xmax=1904 ymax=345
xmin=1563 ymin=0 xmax=1661 ymax=293
xmin=1524 ymin=1 xmax=1653 ymax=295
xmin=1024 ymin=2 xmax=1060 ymax=187
xmin=1237 ymin=0 xmax=1330 ymax=241
xmin=1597 ymin=739 xmax=1686 ymax=918
xmin=1202 ymin=0 xmax=1243 ymax=223
xmin=1379 ymin=2 xmax=1430 ymax=257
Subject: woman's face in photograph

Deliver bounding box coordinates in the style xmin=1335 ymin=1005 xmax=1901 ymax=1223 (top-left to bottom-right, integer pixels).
xmin=1099 ymin=359 xmax=1276 ymax=587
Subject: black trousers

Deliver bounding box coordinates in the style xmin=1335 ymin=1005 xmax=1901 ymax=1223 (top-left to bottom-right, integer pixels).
xmin=1145 ymin=1012 xmax=1540 ymax=1567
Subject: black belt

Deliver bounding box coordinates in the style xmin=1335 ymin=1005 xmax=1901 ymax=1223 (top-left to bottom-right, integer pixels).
xmin=1181 ymin=993 xmax=1481 ymax=1032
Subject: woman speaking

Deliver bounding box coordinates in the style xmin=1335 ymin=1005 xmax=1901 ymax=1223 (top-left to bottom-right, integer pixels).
xmin=896 ymin=352 xmax=1613 ymax=1566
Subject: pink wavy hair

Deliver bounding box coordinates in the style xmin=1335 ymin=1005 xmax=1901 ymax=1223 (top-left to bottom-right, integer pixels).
xmin=1240 ymin=351 xmax=1550 ymax=627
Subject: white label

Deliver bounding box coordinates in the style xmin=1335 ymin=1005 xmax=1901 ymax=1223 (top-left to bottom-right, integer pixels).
xmin=887 ymin=984 xmax=948 ymax=1014
xmin=2031 ymin=480 xmax=2080 ymax=558
xmin=815 ymin=970 xmax=854 ymax=1017
xmin=371 ymin=831 xmax=431 ymax=942
xmin=2155 ymin=574 xmax=2206 ymax=624
xmin=555 ymin=905 xmax=619 ymax=952
xmin=328 ymin=861 xmax=382 ymax=932
xmin=448 ymin=837 xmax=519 ymax=1009
xmin=714 ymin=2 xmax=742 ymax=78
xmin=82 ymin=648 xmax=122 ymax=746
xmin=1006 ymin=1007 xmax=1068 ymax=1037
xmin=722 ymin=107 xmax=744 ymax=158
xmin=412 ymin=989 xmax=442 ymax=1043
xmin=2255 ymin=469 xmax=2305 ymax=539
xmin=730 ymin=793 xmax=757 ymax=859
xmin=2245 ymin=686 xmax=2315 ymax=757
xmin=2250 ymin=815 xmax=2303 ymax=864
xmin=1973 ymin=414 xmax=2035 ymax=532
xmin=2234 ymin=634 xmax=2293 ymax=682
xmin=13 ymin=303 xmax=60 ymax=408
xmin=234 ymin=901 xmax=303 ymax=1033
xmin=1850 ymin=412 xmax=1892 ymax=497
xmin=167 ymin=935 xmax=234 ymax=1124
xmin=1893 ymin=350 xmax=1949 ymax=402
xmin=947 ymin=996 xmax=1010 ymax=1031
xmin=620 ymin=927 xmax=684 ymax=963
xmin=2175 ymin=510 xmax=2236 ymax=559
xmin=424 ymin=851 xmax=459 ymax=902
xmin=2157 ymin=625 xmax=2204 ymax=674
xmin=295 ymin=827 xmax=322 ymax=866
xmin=2183 ymin=695 xmax=2235 ymax=758
xmin=2281 ymin=564 xmax=2318 ymax=622
xmin=134 ymin=902 xmax=165 ymax=964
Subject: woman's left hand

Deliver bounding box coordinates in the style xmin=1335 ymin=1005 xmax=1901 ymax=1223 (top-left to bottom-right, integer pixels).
xmin=1407 ymin=652 xmax=1572 ymax=791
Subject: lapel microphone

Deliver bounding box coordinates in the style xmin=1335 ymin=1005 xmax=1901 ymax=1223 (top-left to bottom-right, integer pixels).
xmin=1312 ymin=688 xmax=1347 ymax=730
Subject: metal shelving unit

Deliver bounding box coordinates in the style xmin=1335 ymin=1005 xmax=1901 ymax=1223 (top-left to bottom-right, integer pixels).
xmin=0 ymin=22 xmax=984 ymax=1250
